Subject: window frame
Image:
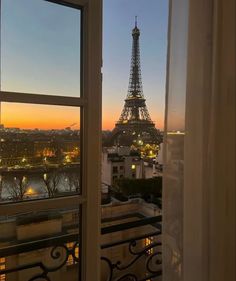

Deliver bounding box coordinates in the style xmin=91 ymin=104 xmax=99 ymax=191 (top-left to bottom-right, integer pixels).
xmin=0 ymin=0 xmax=102 ymax=280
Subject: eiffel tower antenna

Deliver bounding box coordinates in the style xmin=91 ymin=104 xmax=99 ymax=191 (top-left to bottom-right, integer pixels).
xmin=108 ymin=20 xmax=161 ymax=146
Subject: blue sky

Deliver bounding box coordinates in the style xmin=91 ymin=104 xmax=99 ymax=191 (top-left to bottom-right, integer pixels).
xmin=1 ymin=0 xmax=168 ymax=130
xmin=1 ymin=0 xmax=81 ymax=97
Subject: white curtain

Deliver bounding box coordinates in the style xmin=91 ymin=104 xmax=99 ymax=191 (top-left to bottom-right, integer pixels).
xmin=163 ymin=0 xmax=188 ymax=280
xmin=163 ymin=0 xmax=235 ymax=281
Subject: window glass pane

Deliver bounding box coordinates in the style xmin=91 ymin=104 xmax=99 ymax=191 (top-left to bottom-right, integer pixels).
xmin=1 ymin=0 xmax=81 ymax=97
xmin=0 ymin=103 xmax=81 ymax=202
xmin=164 ymin=0 xmax=188 ymax=280
xmin=0 ymin=206 xmax=81 ymax=281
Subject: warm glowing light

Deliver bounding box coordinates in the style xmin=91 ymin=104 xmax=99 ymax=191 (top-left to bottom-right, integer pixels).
xmin=67 ymin=243 xmax=79 ymax=266
xmin=26 ymin=187 xmax=37 ymax=196
xmin=138 ymin=140 xmax=143 ymax=145
xmin=167 ymin=131 xmax=185 ymax=135
xmin=64 ymin=155 xmax=71 ymax=163
xmin=131 ymin=164 xmax=136 ymax=170
xmin=0 ymin=257 xmax=6 ymax=281
xmin=144 ymin=237 xmax=154 ymax=255
xmin=42 ymin=148 xmax=54 ymax=157
xmin=21 ymin=157 xmax=27 ymax=163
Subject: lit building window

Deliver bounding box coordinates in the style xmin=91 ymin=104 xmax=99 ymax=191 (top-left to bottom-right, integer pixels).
xmin=131 ymin=164 xmax=136 ymax=170
xmin=0 ymin=258 xmax=6 ymax=281
xmin=66 ymin=243 xmax=79 ymax=266
xmin=144 ymin=237 xmax=154 ymax=255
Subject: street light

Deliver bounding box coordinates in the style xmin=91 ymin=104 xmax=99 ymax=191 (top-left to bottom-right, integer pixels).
xmin=43 ymin=173 xmax=47 ymax=181
xmin=22 ymin=157 xmax=27 ymax=163
xmin=22 ymin=176 xmax=27 ymax=184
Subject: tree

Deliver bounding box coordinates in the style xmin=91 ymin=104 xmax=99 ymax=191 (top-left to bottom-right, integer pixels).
xmin=7 ymin=174 xmax=28 ymax=201
xmin=114 ymin=177 xmax=162 ymax=198
xmin=66 ymin=172 xmax=80 ymax=193
xmin=42 ymin=170 xmax=61 ymax=197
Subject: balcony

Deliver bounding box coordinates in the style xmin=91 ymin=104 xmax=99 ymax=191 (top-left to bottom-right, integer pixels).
xmin=0 ymin=216 xmax=162 ymax=281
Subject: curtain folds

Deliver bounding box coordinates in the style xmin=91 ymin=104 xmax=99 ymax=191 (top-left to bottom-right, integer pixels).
xmin=163 ymin=0 xmax=235 ymax=281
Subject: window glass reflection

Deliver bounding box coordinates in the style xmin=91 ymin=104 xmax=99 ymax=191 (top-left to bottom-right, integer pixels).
xmin=1 ymin=0 xmax=81 ymax=97
xmin=0 ymin=103 xmax=81 ymax=202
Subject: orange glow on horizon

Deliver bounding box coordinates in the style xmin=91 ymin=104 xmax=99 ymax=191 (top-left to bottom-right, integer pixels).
xmin=2 ymin=103 xmax=80 ymax=130
xmin=1 ymin=103 xmax=167 ymax=131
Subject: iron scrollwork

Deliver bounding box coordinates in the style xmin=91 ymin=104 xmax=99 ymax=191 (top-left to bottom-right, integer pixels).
xmin=0 ymin=217 xmax=162 ymax=281
xmin=0 ymin=242 xmax=79 ymax=281
xmin=0 ymin=236 xmax=161 ymax=281
xmin=101 ymin=236 xmax=162 ymax=281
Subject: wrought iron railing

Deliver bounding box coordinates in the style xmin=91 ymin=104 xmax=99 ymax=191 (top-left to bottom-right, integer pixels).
xmin=0 ymin=216 xmax=162 ymax=281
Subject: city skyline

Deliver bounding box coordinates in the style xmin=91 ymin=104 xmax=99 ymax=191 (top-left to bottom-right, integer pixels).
xmin=1 ymin=0 xmax=169 ymax=131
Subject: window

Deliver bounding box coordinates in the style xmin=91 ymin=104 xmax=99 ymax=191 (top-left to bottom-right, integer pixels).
xmin=0 ymin=1 xmax=102 ymax=281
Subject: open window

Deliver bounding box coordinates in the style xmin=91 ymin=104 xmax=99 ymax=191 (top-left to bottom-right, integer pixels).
xmin=0 ymin=0 xmax=102 ymax=280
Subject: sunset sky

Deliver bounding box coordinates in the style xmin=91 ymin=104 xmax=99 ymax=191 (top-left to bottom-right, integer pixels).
xmin=2 ymin=103 xmax=80 ymax=130
xmin=1 ymin=0 xmax=168 ymax=130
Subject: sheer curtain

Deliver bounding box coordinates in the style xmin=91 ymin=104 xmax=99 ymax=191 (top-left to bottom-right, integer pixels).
xmin=163 ymin=0 xmax=235 ymax=281
xmin=163 ymin=0 xmax=188 ymax=280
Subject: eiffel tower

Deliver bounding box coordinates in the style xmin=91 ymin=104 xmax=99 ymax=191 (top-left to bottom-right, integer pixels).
xmin=108 ymin=18 xmax=161 ymax=146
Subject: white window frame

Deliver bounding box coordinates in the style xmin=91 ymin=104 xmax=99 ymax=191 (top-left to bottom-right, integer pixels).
xmin=0 ymin=0 xmax=102 ymax=280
